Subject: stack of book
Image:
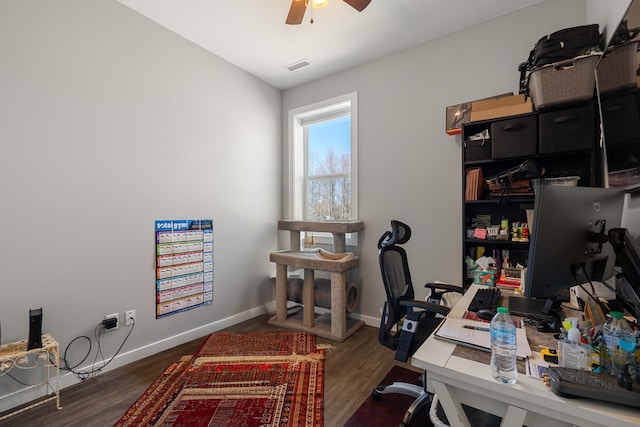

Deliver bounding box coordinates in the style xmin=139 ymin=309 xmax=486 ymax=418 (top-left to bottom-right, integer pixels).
xmin=486 ymin=178 xmax=532 ymax=197
xmin=496 ymin=272 xmax=522 ymax=289
xmin=496 ymin=265 xmax=523 ymax=289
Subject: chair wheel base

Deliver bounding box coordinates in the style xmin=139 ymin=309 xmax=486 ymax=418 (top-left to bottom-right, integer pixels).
xmin=372 ymin=387 xmax=383 ymax=400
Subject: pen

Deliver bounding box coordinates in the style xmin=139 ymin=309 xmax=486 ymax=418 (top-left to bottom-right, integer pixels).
xmin=463 ymin=325 xmax=490 ymax=332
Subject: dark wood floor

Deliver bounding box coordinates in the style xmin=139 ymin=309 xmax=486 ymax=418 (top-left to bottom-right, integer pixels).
xmin=0 ymin=313 xmax=416 ymax=427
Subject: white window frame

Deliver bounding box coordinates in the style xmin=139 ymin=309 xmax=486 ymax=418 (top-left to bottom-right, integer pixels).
xmin=287 ymin=92 xmax=358 ymax=247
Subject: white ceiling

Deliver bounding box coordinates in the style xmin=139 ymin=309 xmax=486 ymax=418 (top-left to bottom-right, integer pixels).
xmin=117 ymin=0 xmax=543 ymax=90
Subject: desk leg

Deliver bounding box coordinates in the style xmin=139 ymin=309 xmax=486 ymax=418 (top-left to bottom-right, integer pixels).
xmin=330 ymin=272 xmax=347 ymax=340
xmin=501 ymin=406 xmax=527 ymax=427
xmin=431 ymin=380 xmax=471 ymax=427
xmin=275 ymin=263 xmax=288 ymax=322
xmin=303 ymin=269 xmax=315 ymax=328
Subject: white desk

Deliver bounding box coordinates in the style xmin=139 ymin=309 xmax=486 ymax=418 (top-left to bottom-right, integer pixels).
xmin=412 ymin=285 xmax=639 ymax=427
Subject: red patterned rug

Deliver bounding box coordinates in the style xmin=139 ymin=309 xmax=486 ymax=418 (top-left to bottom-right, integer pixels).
xmin=114 ymin=331 xmax=325 ymax=427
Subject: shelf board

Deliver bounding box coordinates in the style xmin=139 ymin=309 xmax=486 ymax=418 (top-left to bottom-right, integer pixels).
xmin=464 ymin=156 xmax=536 ymax=166
xmin=465 ymin=197 xmax=534 ymax=204
xmin=464 ymin=239 xmax=529 ymax=249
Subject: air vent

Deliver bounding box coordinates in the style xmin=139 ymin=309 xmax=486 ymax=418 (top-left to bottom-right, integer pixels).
xmin=285 ymin=58 xmax=311 ymax=72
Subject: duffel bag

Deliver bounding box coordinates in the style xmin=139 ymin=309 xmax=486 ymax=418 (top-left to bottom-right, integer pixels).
xmin=530 ymin=24 xmax=601 ymax=68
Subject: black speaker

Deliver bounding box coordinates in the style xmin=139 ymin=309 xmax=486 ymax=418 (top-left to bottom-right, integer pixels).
xmin=27 ymin=307 xmax=43 ymax=350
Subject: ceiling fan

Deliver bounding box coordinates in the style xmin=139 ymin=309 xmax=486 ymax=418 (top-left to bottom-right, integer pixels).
xmin=286 ymin=0 xmax=372 ymax=25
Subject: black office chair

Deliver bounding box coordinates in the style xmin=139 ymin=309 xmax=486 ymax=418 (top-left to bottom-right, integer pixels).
xmin=373 ymin=220 xmax=465 ymax=426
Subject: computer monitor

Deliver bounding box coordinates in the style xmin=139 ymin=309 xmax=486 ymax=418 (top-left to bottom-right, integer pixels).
xmin=609 ymin=227 xmax=640 ymax=320
xmin=509 ymin=185 xmax=626 ymax=321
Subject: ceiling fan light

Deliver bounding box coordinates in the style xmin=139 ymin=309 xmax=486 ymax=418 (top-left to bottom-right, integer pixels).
xmin=312 ymin=0 xmax=328 ymax=8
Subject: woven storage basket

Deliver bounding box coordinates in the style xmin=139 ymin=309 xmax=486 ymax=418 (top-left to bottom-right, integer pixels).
xmin=596 ymin=41 xmax=639 ymax=95
xmin=529 ymin=54 xmax=601 ymax=110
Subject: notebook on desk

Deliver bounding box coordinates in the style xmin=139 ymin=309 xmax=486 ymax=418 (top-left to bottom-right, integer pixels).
xmin=434 ymin=317 xmax=532 ymax=360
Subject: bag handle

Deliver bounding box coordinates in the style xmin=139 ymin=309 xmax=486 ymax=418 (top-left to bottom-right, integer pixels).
xmin=553 ymin=58 xmax=577 ymax=70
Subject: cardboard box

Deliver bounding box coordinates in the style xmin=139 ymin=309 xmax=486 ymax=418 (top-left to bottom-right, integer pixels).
xmin=471 ymin=98 xmax=533 ymax=122
xmin=445 ymin=92 xmax=512 ymax=135
xmin=472 ymin=93 xmax=526 ymax=112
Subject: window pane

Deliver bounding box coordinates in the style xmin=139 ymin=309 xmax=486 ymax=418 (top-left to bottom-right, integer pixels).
xmin=307 ymin=116 xmax=351 ymax=177
xmin=306 ymin=176 xmax=351 ymax=220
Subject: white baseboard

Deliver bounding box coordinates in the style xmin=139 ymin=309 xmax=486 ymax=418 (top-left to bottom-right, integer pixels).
xmin=0 ymin=384 xmax=53 ymax=415
xmin=348 ymin=312 xmax=380 ymax=328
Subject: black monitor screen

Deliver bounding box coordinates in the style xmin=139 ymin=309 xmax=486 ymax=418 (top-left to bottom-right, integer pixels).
xmin=525 ymin=186 xmax=625 ymax=299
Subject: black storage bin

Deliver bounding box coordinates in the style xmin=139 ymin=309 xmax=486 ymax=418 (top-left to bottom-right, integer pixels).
xmin=464 ymin=138 xmax=491 ymax=161
xmin=601 ymin=93 xmax=640 ymax=147
xmin=539 ymin=104 xmax=595 ymax=154
xmin=491 ymin=115 xmax=537 ymax=159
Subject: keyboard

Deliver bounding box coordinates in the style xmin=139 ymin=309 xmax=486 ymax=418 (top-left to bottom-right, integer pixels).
xmin=467 ymin=287 xmax=501 ymax=312
xmin=545 ymin=367 xmax=640 ymax=409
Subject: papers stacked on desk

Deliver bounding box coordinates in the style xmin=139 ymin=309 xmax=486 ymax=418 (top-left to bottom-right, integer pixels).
xmin=434 ymin=317 xmax=532 ymax=360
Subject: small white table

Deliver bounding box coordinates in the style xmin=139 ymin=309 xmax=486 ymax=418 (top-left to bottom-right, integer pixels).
xmin=411 ymin=285 xmax=639 ymax=427
xmin=0 ymin=333 xmax=61 ymax=420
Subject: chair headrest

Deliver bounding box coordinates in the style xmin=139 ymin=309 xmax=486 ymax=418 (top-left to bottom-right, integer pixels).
xmin=378 ymin=220 xmax=412 ymax=248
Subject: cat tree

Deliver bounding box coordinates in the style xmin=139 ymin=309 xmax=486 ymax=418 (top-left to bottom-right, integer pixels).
xmin=269 ymin=220 xmax=364 ymax=341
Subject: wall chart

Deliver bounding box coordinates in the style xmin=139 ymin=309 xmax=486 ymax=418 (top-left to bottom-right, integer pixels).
xmin=155 ymin=219 xmax=213 ymax=318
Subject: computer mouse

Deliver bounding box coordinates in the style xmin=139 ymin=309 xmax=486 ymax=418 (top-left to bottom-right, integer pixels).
xmin=476 ymin=309 xmax=496 ymax=321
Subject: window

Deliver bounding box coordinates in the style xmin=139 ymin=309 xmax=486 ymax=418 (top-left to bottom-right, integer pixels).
xmin=306 ymin=115 xmax=351 ymax=220
xmin=288 ymin=92 xmax=358 ymax=245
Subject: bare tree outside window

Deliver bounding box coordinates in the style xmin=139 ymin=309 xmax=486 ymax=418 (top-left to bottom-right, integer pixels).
xmin=305 ymin=116 xmax=351 ymax=221
xmin=307 ymin=150 xmax=351 ymax=220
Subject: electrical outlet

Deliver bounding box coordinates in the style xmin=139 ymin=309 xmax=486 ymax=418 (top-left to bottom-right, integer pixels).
xmin=125 ymin=309 xmax=136 ymax=326
xmin=104 ymin=313 xmax=119 ymax=331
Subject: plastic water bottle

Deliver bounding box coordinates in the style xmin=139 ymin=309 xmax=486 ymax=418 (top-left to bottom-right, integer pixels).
xmin=601 ymin=311 xmax=635 ymax=375
xmin=490 ymin=307 xmax=517 ymax=384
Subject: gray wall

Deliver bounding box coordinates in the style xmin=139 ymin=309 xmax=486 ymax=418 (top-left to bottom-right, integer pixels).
xmin=0 ymin=0 xmax=280 ymax=407
xmin=587 ymin=0 xmax=632 ymax=45
xmin=282 ymin=0 xmax=590 ymax=323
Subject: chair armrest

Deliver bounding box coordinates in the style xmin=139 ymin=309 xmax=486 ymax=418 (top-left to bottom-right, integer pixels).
xmin=424 ymin=282 xmax=464 ymax=294
xmin=399 ymin=299 xmax=450 ymax=316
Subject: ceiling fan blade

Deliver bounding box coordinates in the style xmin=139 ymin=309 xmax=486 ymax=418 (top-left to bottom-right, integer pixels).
xmin=286 ymin=0 xmax=307 ymax=25
xmin=343 ymin=0 xmax=372 ymax=12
